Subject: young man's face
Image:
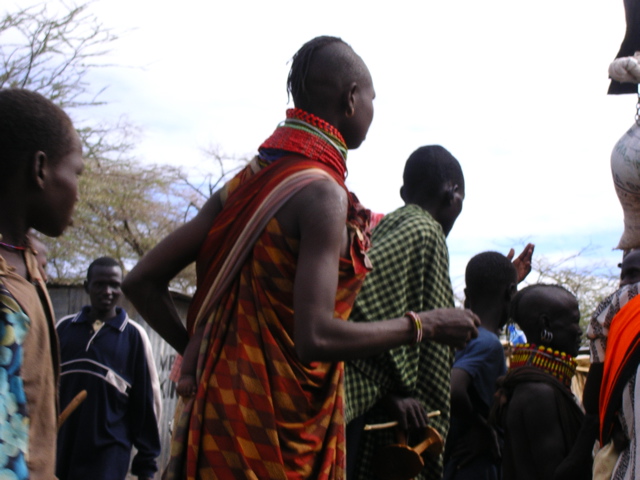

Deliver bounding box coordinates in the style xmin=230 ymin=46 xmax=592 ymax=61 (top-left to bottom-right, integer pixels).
xmin=439 ymin=183 xmax=465 ymax=237
xmin=340 ymin=65 xmax=375 ymax=150
xmin=36 ymin=129 xmax=84 ymax=237
xmin=544 ymin=290 xmax=582 ymax=357
xmin=86 ymin=265 xmax=122 ymax=318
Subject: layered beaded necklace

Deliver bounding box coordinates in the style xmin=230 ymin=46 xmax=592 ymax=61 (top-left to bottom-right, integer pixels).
xmin=258 ymin=108 xmax=348 ymax=178
xmin=509 ymin=343 xmax=578 ymax=389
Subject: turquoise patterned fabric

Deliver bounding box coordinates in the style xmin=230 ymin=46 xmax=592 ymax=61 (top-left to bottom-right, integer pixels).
xmin=0 ymin=281 xmax=31 ymax=480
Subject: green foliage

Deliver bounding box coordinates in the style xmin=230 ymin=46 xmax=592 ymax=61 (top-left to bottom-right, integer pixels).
xmin=0 ymin=2 xmax=116 ymax=108
xmin=1 ymin=1 xmax=245 ymax=293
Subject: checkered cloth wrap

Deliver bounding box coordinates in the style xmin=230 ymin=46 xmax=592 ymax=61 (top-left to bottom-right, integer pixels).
xmin=164 ymin=156 xmax=370 ymax=480
xmin=344 ymin=204 xmax=455 ymax=480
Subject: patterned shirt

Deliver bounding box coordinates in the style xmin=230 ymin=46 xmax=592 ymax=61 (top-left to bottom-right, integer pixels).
xmin=0 ymin=281 xmax=30 ymax=480
xmin=587 ymin=282 xmax=640 ymax=363
xmin=344 ymin=204 xmax=455 ymax=480
xmin=0 ymin=251 xmax=59 ymax=480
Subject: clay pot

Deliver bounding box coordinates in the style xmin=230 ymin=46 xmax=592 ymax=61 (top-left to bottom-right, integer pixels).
xmin=611 ymin=122 xmax=640 ymax=250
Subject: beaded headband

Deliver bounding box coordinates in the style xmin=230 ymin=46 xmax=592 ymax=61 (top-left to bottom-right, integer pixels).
xmin=509 ymin=343 xmax=578 ymax=389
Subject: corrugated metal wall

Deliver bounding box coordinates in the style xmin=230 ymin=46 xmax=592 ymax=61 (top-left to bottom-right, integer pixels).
xmin=49 ymin=284 xmax=189 ymax=478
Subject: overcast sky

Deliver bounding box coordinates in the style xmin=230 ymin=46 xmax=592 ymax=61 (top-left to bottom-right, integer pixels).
xmin=9 ymin=0 xmax=636 ymax=291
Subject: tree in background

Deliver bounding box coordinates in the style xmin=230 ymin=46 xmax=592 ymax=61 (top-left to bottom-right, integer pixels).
xmin=530 ymin=248 xmax=620 ymax=334
xmin=1 ymin=2 xmax=244 ymax=292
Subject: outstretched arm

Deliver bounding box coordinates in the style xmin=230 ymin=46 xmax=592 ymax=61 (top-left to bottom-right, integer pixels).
xmin=122 ymin=191 xmax=224 ymax=353
xmin=287 ymin=180 xmax=479 ymax=363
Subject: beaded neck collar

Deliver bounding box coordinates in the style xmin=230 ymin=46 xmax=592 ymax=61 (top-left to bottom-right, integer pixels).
xmin=258 ymin=108 xmax=348 ymax=179
xmin=509 ymin=343 xmax=578 ymax=389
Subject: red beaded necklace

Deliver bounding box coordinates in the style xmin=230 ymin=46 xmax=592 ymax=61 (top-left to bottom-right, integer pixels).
xmin=509 ymin=343 xmax=577 ymax=389
xmin=0 ymin=239 xmax=27 ymax=251
xmin=259 ymin=108 xmax=348 ymax=179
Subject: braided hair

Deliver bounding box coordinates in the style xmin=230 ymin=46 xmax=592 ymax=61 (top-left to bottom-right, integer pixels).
xmin=287 ymin=36 xmax=347 ymax=106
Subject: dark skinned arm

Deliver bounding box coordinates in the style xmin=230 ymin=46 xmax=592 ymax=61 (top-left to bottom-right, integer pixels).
xmin=176 ymin=323 xmax=206 ymax=397
xmin=449 ymin=368 xmax=500 ymax=465
xmin=122 ymin=190 xmax=224 ymax=353
xmin=507 ymin=383 xmax=567 ymax=480
xmin=124 ymin=179 xmax=479 ymax=360
xmin=583 ymin=362 xmax=603 ymax=416
xmin=450 ymin=368 xmax=475 ymax=423
xmin=288 ymin=180 xmax=479 ymax=362
xmin=550 ymin=361 xmax=601 ymax=479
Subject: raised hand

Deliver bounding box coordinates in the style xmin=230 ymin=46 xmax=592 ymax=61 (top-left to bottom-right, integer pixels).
xmin=507 ymin=243 xmax=535 ymax=283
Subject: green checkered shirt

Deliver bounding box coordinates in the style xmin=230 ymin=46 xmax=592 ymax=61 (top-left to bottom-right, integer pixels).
xmin=345 ymin=204 xmax=455 ymax=480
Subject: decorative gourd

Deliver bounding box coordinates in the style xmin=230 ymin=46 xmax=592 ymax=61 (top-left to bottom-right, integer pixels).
xmin=612 ymin=123 xmax=640 ymax=249
xmin=609 ymin=50 xmax=640 ymax=250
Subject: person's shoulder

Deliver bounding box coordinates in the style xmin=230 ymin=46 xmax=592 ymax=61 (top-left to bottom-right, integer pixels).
xmin=594 ymin=282 xmax=640 ymax=320
xmin=376 ymin=205 xmax=443 ymax=242
xmin=510 ymin=380 xmax=556 ymax=408
xmin=56 ymin=311 xmax=81 ymax=329
xmin=454 ymin=330 xmax=503 ymax=365
xmin=462 ymin=328 xmax=498 ymax=350
xmin=293 ymin=177 xmax=347 ymax=207
xmin=278 ymin=177 xmax=348 ymax=232
xmin=124 ymin=317 xmax=151 ymax=338
xmin=477 ymin=327 xmax=504 ymax=349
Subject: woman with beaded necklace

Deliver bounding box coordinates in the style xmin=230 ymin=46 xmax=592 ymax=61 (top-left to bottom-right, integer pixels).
xmin=491 ymin=284 xmax=589 ymax=480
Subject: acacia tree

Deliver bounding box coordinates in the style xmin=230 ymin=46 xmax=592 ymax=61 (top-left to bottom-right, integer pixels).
xmin=1 ymin=2 xmax=242 ymax=292
xmin=528 ymin=248 xmax=620 ymax=333
xmin=0 ymin=2 xmax=114 ymax=107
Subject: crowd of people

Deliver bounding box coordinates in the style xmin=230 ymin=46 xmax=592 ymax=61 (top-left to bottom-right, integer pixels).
xmin=0 ymin=34 xmax=638 ymax=480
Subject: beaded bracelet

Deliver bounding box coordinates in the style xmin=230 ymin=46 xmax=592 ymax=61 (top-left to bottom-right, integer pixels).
xmin=405 ymin=311 xmax=423 ymax=345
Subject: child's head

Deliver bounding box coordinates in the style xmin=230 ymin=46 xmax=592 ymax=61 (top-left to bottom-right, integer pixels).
xmin=511 ymin=284 xmax=582 ymax=357
xmin=0 ymin=89 xmax=83 ymax=237
xmin=400 ymin=145 xmax=465 ymax=236
xmin=464 ymin=251 xmax=517 ymax=328
xmin=287 ymin=36 xmax=375 ymax=149
xmin=620 ymin=249 xmax=640 ymax=287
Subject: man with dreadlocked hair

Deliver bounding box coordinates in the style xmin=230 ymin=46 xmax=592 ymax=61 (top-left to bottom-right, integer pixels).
xmin=123 ymin=36 xmax=479 ymax=480
xmin=490 ymin=284 xmax=589 ymax=480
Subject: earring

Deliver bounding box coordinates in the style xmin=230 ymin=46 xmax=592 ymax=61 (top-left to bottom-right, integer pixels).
xmin=541 ymin=329 xmax=553 ymax=344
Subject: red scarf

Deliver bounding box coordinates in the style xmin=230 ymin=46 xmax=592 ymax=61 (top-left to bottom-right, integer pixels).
xmin=599 ymin=293 xmax=640 ymax=443
xmin=186 ymin=110 xmax=372 ymax=334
